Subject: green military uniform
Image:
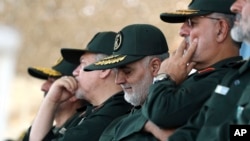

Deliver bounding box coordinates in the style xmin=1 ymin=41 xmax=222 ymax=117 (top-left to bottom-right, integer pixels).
xmin=142 ymin=57 xmax=242 ymax=128
xmin=42 ymin=92 xmax=131 ymax=141
xmin=99 ymin=107 xmax=158 ymax=141
xmin=98 ymin=57 xmax=242 ymax=141
xmin=168 ymin=59 xmax=249 ymax=141
xmin=234 ymin=60 xmax=250 ymax=125
xmin=21 ymin=107 xmax=85 ymax=141
xmin=84 ymin=24 xmax=169 ymax=141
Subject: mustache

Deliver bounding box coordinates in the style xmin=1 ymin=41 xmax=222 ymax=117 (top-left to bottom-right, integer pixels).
xmin=235 ymin=14 xmax=242 ymax=22
xmin=185 ymin=36 xmax=190 ymax=44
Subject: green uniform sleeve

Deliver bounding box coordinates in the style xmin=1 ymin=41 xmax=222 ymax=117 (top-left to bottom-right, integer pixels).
xmin=142 ymin=68 xmax=230 ymax=128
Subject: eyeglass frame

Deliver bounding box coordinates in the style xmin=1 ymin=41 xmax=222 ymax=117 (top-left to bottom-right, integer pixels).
xmin=186 ymin=16 xmax=221 ymax=28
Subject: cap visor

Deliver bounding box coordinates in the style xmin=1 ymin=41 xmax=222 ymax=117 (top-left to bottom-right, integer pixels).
xmin=28 ymin=67 xmax=61 ymax=79
xmin=61 ymin=48 xmax=85 ymax=64
xmin=84 ymin=55 xmax=144 ymax=71
xmin=160 ymin=10 xmax=211 ymax=23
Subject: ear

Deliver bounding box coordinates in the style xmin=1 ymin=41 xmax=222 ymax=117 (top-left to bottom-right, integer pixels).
xmin=216 ymin=19 xmax=229 ymax=42
xmin=150 ymin=58 xmax=162 ymax=76
xmin=99 ymin=69 xmax=112 ymax=79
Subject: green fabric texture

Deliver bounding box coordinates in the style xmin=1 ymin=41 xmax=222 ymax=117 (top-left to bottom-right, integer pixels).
xmin=84 ymin=24 xmax=169 ymax=71
xmin=61 ymin=31 xmax=117 ymax=64
xmin=160 ymin=0 xmax=235 ymax=23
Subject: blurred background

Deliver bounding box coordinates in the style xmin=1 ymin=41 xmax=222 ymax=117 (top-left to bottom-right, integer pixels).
xmin=0 ymin=0 xmax=189 ymax=140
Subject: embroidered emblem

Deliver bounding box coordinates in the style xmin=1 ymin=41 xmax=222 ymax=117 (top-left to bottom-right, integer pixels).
xmin=168 ymin=9 xmax=199 ymax=15
xmin=114 ymin=33 xmax=122 ymax=51
xmin=33 ymin=67 xmax=62 ymax=76
xmin=94 ymin=55 xmax=126 ymax=65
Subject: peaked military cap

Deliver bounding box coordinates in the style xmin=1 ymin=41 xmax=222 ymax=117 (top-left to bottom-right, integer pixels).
xmin=160 ymin=0 xmax=235 ymax=23
xmin=61 ymin=31 xmax=117 ymax=64
xmin=84 ymin=24 xmax=169 ymax=71
xmin=28 ymin=57 xmax=77 ymax=80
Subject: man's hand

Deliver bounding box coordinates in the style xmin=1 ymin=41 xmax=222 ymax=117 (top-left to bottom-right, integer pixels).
xmin=46 ymin=76 xmax=78 ymax=104
xmin=158 ymin=39 xmax=197 ymax=84
xmin=144 ymin=120 xmax=175 ymax=141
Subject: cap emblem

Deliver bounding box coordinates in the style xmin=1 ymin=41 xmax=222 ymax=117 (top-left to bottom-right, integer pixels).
xmin=114 ymin=33 xmax=122 ymax=51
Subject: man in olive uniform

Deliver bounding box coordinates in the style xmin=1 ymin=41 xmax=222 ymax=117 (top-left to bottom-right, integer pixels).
xmin=20 ymin=57 xmax=86 ymax=141
xmin=142 ymin=0 xmax=248 ymax=140
xmin=230 ymin=0 xmax=250 ymax=125
xmin=212 ymin=0 xmax=250 ymax=140
xmin=84 ymin=24 xmax=169 ymax=140
xmin=29 ymin=32 xmax=132 ymax=141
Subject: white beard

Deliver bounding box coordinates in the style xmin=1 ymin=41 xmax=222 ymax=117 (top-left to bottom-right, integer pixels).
xmin=231 ymin=25 xmax=244 ymax=42
xmin=123 ymin=71 xmax=152 ymax=106
xmin=231 ymin=14 xmax=250 ymax=44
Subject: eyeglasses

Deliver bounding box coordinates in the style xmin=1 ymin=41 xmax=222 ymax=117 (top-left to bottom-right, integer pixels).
xmin=187 ymin=16 xmax=221 ymax=28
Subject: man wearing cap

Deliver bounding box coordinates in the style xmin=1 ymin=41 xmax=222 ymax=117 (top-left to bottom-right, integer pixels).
xmin=29 ymin=32 xmax=132 ymax=141
xmin=84 ymin=24 xmax=169 ymax=140
xmin=209 ymin=0 xmax=250 ymax=140
xmin=141 ymin=0 xmax=245 ymax=140
xmin=230 ymin=0 xmax=250 ymax=124
xmin=21 ymin=57 xmax=86 ymax=141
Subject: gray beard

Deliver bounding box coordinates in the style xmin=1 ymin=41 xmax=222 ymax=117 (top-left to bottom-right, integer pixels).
xmin=231 ymin=25 xmax=244 ymax=42
xmin=231 ymin=14 xmax=250 ymax=45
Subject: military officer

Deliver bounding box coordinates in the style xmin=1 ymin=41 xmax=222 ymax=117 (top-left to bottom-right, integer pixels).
xmin=21 ymin=57 xmax=86 ymax=141
xmin=144 ymin=0 xmax=246 ymax=140
xmin=29 ymin=32 xmax=132 ymax=141
xmin=84 ymin=24 xmax=169 ymax=141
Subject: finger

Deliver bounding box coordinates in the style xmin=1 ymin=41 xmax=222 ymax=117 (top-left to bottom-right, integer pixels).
xmin=175 ymin=39 xmax=187 ymax=57
xmin=60 ymin=76 xmax=77 ymax=93
xmin=183 ymin=38 xmax=198 ymax=61
xmin=187 ymin=62 xmax=196 ymax=73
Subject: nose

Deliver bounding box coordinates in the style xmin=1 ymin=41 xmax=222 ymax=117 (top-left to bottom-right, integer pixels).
xmin=230 ymin=1 xmax=242 ymax=14
xmin=41 ymin=80 xmax=53 ymax=93
xmin=115 ymin=70 xmax=126 ymax=85
xmin=179 ymin=22 xmax=191 ymax=37
xmin=73 ymin=65 xmax=81 ymax=76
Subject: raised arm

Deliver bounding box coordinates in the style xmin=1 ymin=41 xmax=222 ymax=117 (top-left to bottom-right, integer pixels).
xmin=29 ymin=76 xmax=77 ymax=141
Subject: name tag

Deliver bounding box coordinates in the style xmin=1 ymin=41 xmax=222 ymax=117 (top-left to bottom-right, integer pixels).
xmin=215 ymin=85 xmax=229 ymax=95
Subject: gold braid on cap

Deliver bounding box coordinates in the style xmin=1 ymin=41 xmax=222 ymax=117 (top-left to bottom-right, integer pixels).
xmin=94 ymin=55 xmax=126 ymax=65
xmin=168 ymin=9 xmax=199 ymax=15
xmin=33 ymin=67 xmax=62 ymax=76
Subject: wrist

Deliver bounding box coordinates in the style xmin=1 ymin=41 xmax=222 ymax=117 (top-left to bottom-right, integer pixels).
xmin=153 ymin=73 xmax=176 ymax=84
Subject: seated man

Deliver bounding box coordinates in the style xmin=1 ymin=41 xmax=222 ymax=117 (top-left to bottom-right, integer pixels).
xmin=21 ymin=57 xmax=86 ymax=141
xmin=84 ymin=24 xmax=169 ymax=140
xmin=142 ymin=0 xmax=245 ymax=140
xmin=29 ymin=32 xmax=132 ymax=141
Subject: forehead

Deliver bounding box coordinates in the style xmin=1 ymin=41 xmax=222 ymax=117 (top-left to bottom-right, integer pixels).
xmin=117 ymin=59 xmax=145 ymax=70
xmin=80 ymin=52 xmax=96 ymax=61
